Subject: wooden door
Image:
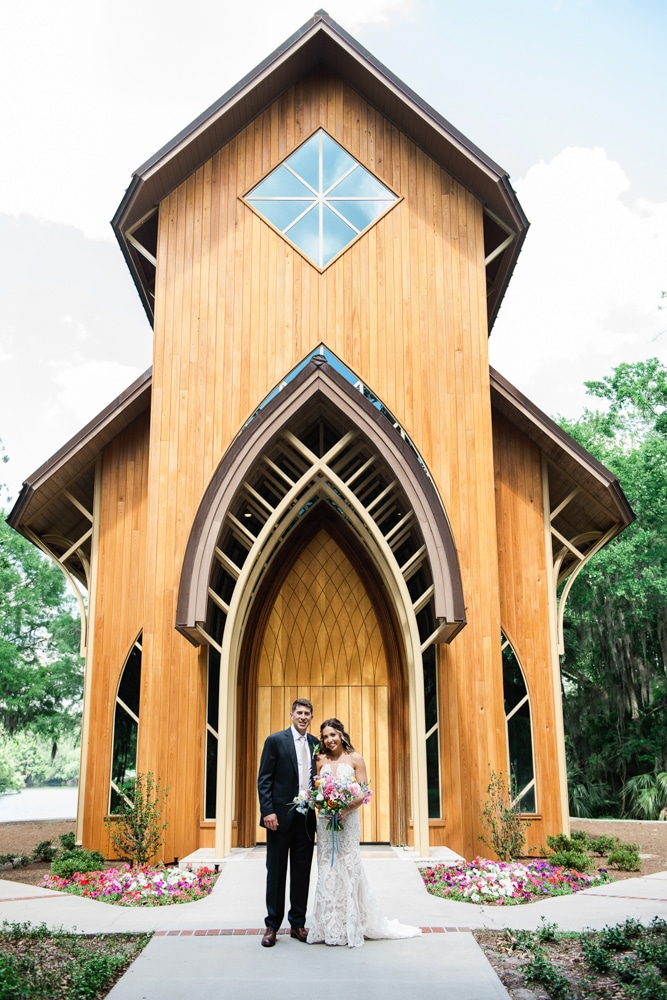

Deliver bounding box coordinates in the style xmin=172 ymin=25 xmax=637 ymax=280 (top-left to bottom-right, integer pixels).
xmin=253 ymin=527 xmax=391 ymax=843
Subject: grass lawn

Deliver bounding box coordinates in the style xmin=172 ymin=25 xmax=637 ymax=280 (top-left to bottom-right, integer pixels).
xmin=0 ymin=922 xmax=151 ymax=1000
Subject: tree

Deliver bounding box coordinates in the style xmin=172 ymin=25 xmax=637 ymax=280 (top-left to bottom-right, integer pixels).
xmin=0 ymin=498 xmax=83 ymax=743
xmin=558 ymin=359 xmax=667 ymax=818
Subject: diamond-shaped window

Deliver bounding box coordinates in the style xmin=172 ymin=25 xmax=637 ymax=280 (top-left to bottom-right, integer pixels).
xmin=245 ymin=129 xmax=398 ymax=268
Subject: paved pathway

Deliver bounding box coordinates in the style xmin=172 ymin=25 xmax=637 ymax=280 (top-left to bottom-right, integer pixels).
xmin=1 ymin=846 xmax=666 ymax=999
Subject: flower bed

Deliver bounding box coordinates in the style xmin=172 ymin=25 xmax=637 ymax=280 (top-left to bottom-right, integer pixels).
xmin=420 ymin=856 xmax=612 ymax=905
xmin=42 ymin=864 xmax=218 ymax=906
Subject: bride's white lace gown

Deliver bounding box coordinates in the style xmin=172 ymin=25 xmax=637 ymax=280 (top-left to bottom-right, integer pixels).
xmin=307 ymin=763 xmax=422 ymax=948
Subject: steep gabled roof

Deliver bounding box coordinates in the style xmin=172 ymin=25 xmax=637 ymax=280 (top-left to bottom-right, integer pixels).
xmin=112 ymin=10 xmax=528 ymax=329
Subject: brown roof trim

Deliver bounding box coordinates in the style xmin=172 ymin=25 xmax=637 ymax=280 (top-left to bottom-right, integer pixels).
xmin=7 ymin=368 xmax=152 ymax=530
xmin=112 ymin=11 xmax=528 ymax=330
xmin=176 ymin=355 xmax=466 ymax=642
xmin=489 ymin=366 xmax=635 ymax=527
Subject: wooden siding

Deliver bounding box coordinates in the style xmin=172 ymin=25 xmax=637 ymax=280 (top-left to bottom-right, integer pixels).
xmin=81 ymin=411 xmax=152 ymax=854
xmin=139 ymin=67 xmax=506 ymax=861
xmin=492 ymin=412 xmax=569 ymax=841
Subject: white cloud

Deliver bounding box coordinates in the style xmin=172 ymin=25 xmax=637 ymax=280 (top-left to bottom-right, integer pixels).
xmin=51 ymin=358 xmax=144 ymax=425
xmin=490 ymin=147 xmax=667 ymax=420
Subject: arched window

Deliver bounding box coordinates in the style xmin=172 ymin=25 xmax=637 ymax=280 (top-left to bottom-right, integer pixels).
xmin=501 ymin=632 xmax=536 ymax=813
xmin=109 ymin=633 xmax=142 ymax=814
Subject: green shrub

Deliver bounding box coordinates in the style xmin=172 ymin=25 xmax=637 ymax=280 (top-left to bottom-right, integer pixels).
xmin=597 ymin=918 xmax=644 ymax=951
xmin=522 ymin=949 xmax=571 ymax=1000
xmin=607 ymin=843 xmax=641 ymax=871
xmin=570 ymin=829 xmax=593 ymax=849
xmin=546 ymin=832 xmax=573 ymax=853
xmin=547 ymin=848 xmax=592 ymax=872
xmin=50 ymin=848 xmax=105 ymax=879
xmin=59 ymin=832 xmax=76 ymax=852
xmin=581 ymin=935 xmax=613 ymax=972
xmin=33 ymin=840 xmax=58 ymax=862
xmin=478 ymin=769 xmax=530 ymax=861
xmin=590 ymin=833 xmax=619 ymax=856
xmin=104 ymin=771 xmax=169 ymax=866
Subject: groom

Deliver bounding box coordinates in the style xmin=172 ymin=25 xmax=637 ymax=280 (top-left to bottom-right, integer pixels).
xmin=257 ymin=697 xmax=318 ymax=947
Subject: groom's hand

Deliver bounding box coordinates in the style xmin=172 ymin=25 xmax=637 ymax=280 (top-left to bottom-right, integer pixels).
xmin=264 ymin=813 xmax=279 ymax=831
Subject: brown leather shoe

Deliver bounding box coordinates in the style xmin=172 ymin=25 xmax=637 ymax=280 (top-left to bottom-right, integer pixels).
xmin=261 ymin=927 xmax=277 ymax=947
xmin=290 ymin=927 xmax=308 ymax=943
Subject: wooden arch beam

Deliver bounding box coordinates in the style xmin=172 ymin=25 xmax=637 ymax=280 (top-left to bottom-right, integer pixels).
xmin=176 ymin=354 xmax=466 ymax=642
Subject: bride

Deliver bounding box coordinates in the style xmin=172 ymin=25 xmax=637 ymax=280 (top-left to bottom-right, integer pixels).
xmin=307 ymin=718 xmax=421 ymax=948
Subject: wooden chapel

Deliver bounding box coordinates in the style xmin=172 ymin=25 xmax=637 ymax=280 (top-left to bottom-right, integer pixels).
xmin=8 ymin=12 xmax=634 ymax=862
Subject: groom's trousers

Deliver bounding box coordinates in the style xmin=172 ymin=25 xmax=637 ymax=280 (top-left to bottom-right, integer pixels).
xmin=265 ymin=815 xmax=315 ymax=929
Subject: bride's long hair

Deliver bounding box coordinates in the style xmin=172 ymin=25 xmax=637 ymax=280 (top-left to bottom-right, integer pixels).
xmin=320 ymin=718 xmax=355 ymax=753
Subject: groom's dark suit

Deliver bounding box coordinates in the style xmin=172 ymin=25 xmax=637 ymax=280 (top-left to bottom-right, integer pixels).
xmin=258 ymin=727 xmax=317 ymax=930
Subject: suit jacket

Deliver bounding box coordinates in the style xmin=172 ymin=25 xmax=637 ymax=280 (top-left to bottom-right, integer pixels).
xmin=257 ymin=728 xmax=317 ymax=832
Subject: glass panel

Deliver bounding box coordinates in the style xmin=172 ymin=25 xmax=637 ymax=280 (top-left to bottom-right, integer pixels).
xmin=248 ymin=165 xmax=313 ymax=199
xmin=422 ymin=646 xmax=437 ymax=732
xmin=286 ymin=137 xmax=320 ymax=190
xmin=248 ymin=199 xmax=313 ymax=233
xmin=246 ymin=129 xmax=398 ymax=267
xmin=117 ymin=643 xmax=141 ymax=716
xmin=502 ymin=632 xmax=537 ymax=813
xmin=287 ymin=209 xmax=322 ymax=265
xmin=322 ymin=205 xmax=356 ymax=265
xmin=508 ymin=704 xmax=535 ymax=810
xmin=320 ymin=132 xmax=357 ymax=191
xmin=207 ymin=649 xmax=220 ymax=731
xmin=110 ymin=707 xmax=137 ymax=814
xmin=502 ymin=641 xmax=527 ymax=714
xmin=334 ymin=199 xmax=395 ymax=231
xmin=110 ymin=634 xmax=142 ymax=814
xmin=330 ymin=170 xmax=393 ymax=199
xmin=205 ymin=729 xmax=218 ymax=820
xmin=426 ymin=730 xmax=441 ymax=819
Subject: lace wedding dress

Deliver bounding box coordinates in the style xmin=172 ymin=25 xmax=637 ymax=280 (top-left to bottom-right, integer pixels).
xmin=307 ymin=763 xmax=422 ymax=948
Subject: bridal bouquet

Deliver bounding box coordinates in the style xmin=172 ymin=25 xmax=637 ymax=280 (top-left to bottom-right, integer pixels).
xmin=293 ymin=772 xmax=372 ymax=830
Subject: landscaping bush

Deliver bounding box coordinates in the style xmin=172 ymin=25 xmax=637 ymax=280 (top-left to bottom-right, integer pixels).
xmin=32 ymin=841 xmax=58 ymax=863
xmin=607 ymin=842 xmax=641 ymax=871
xmin=104 ymin=771 xmax=169 ymax=866
xmin=590 ymin=833 xmax=619 ymax=856
xmin=50 ymin=848 xmax=105 ymax=879
xmin=547 ymin=847 xmax=593 ymax=872
xmin=59 ymin=832 xmax=76 ymax=852
xmin=478 ymin=769 xmax=530 ymax=861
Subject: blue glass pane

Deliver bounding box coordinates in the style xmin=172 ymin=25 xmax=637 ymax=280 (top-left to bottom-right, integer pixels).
xmin=287 ymin=207 xmax=322 ymax=265
xmin=321 ymin=132 xmax=357 ymax=191
xmin=333 ymin=199 xmax=394 ymax=231
xmin=330 ymin=168 xmax=393 ymax=199
xmin=247 ymin=199 xmax=313 ymax=233
xmin=286 ymin=135 xmax=320 ymax=190
xmin=248 ymin=165 xmax=313 ymax=199
xmin=322 ymin=205 xmax=356 ymax=264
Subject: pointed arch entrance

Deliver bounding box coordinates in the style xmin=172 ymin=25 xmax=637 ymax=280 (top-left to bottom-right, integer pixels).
xmin=177 ymin=351 xmax=466 ymax=856
xmin=236 ymin=505 xmax=408 ymax=846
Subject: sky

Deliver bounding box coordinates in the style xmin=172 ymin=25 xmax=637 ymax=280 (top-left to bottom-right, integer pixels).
xmin=0 ymin=0 xmax=665 ymax=503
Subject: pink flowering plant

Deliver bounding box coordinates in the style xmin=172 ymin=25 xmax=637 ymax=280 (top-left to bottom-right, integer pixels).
xmin=42 ymin=864 xmax=218 ymax=907
xmin=293 ymin=772 xmax=372 ymax=830
xmin=420 ymin=857 xmax=611 ymax=906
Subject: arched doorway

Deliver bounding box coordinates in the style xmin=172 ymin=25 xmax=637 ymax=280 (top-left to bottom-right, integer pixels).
xmin=177 ymin=351 xmax=466 ymax=856
xmin=235 ymin=507 xmax=409 ymax=846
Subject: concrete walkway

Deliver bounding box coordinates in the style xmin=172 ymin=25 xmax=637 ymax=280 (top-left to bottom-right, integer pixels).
xmin=2 ymin=846 xmax=666 ymax=1000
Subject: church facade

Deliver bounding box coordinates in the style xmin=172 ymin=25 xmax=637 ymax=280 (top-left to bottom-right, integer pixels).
xmin=9 ymin=13 xmax=633 ymax=861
